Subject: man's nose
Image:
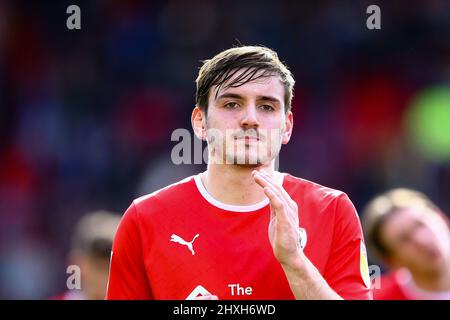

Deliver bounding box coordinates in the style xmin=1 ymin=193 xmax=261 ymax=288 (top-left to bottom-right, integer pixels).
xmin=240 ymin=105 xmax=259 ymax=128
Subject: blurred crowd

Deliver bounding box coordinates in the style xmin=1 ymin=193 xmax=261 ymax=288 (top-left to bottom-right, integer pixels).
xmin=0 ymin=0 xmax=449 ymax=299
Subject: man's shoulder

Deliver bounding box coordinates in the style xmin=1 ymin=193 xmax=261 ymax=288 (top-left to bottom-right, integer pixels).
xmin=133 ymin=174 xmax=197 ymax=209
xmin=282 ymin=173 xmax=357 ymax=222
xmin=283 ymin=173 xmax=347 ymax=201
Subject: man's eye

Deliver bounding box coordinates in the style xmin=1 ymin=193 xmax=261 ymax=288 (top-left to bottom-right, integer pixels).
xmin=398 ymin=233 xmax=411 ymax=244
xmin=224 ymin=102 xmax=239 ymax=109
xmin=260 ymin=104 xmax=275 ymax=111
xmin=414 ymin=220 xmax=425 ymax=230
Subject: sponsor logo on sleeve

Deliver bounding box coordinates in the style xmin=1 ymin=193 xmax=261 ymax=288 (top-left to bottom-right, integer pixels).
xmin=360 ymin=241 xmax=371 ymax=288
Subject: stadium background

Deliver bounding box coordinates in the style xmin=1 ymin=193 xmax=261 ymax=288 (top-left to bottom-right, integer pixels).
xmin=0 ymin=0 xmax=449 ymax=298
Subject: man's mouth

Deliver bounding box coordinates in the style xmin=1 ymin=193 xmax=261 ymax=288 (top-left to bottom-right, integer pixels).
xmin=233 ymin=131 xmax=263 ymax=142
xmin=235 ymin=136 xmax=259 ymax=141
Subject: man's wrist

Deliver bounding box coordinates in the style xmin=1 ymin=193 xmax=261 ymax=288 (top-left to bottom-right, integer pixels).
xmin=280 ymin=250 xmax=309 ymax=277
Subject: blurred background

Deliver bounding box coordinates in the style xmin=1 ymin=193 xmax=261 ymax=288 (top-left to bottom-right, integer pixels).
xmin=0 ymin=0 xmax=449 ymax=299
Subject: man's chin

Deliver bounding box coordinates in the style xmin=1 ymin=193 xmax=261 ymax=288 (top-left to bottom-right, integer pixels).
xmin=208 ymin=151 xmax=276 ymax=166
xmin=226 ymin=154 xmax=271 ymax=166
xmin=234 ymin=162 xmax=262 ymax=168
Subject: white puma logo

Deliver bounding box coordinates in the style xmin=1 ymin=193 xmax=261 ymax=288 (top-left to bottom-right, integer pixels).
xmin=170 ymin=234 xmax=199 ymax=255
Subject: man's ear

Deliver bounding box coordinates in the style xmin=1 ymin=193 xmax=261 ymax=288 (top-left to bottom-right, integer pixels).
xmin=191 ymin=106 xmax=207 ymax=141
xmin=383 ymin=254 xmax=401 ymax=269
xmin=378 ymin=246 xmax=403 ymax=270
xmin=281 ymin=111 xmax=293 ymax=144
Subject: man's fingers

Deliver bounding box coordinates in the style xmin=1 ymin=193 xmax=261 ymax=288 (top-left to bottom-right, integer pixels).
xmin=254 ymin=170 xmax=287 ymax=198
xmin=263 ymin=186 xmax=284 ymax=210
xmin=253 ymin=173 xmax=283 ymax=220
xmin=254 ymin=171 xmax=300 ymax=230
xmin=254 ymin=173 xmax=286 ymax=210
xmin=253 ymin=170 xmax=281 ymax=192
xmin=260 ymin=171 xmax=295 ymax=208
xmin=263 ymin=186 xmax=290 ymax=224
xmin=253 ymin=171 xmax=268 ymax=189
xmin=253 ymin=170 xmax=297 ymax=210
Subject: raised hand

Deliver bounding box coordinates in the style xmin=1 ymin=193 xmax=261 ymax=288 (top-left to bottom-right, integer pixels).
xmin=252 ymin=170 xmax=301 ymax=265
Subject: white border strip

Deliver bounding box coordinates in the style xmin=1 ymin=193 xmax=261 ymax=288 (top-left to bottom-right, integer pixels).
xmin=194 ymin=171 xmax=285 ymax=212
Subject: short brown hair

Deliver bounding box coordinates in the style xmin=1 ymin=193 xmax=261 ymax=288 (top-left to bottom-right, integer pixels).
xmin=71 ymin=210 xmax=121 ymax=258
xmin=361 ymin=188 xmax=441 ymax=264
xmin=195 ymin=45 xmax=295 ymax=114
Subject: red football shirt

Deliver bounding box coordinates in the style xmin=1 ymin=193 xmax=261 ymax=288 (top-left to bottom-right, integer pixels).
xmin=106 ymin=172 xmax=372 ymax=300
xmin=374 ymin=268 xmax=450 ymax=300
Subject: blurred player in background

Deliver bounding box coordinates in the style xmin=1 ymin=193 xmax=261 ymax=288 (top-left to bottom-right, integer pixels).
xmin=106 ymin=45 xmax=371 ymax=300
xmin=362 ymin=188 xmax=450 ymax=299
xmin=53 ymin=210 xmax=121 ymax=300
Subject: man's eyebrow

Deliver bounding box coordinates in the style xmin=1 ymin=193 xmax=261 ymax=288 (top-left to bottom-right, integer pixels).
xmin=215 ymin=93 xmax=245 ymax=101
xmin=215 ymin=93 xmax=281 ymax=104
xmin=256 ymin=95 xmax=281 ymax=104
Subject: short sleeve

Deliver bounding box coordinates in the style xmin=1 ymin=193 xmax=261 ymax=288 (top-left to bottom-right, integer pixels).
xmin=323 ymin=194 xmax=373 ymax=300
xmin=106 ymin=203 xmax=154 ymax=300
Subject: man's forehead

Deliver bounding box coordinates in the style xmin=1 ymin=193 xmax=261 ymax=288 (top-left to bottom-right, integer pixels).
xmin=389 ymin=207 xmax=425 ymax=223
xmin=212 ymin=71 xmax=284 ymax=100
xmin=400 ymin=206 xmax=434 ymax=218
xmin=385 ymin=207 xmax=433 ymax=235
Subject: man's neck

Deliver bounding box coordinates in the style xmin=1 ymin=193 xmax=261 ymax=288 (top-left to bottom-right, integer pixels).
xmin=201 ymin=162 xmax=275 ymax=206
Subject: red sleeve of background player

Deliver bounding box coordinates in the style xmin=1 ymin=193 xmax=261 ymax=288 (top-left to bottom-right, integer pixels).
xmin=105 ymin=202 xmax=154 ymax=300
xmin=323 ymin=193 xmax=373 ymax=300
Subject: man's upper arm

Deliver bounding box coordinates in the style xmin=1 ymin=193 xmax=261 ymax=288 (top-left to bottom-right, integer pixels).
xmin=323 ymin=193 xmax=373 ymax=300
xmin=106 ymin=202 xmax=153 ymax=300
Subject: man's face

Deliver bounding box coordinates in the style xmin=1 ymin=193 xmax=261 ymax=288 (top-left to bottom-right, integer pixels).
xmin=203 ymin=71 xmax=293 ymax=166
xmin=381 ymin=207 xmax=450 ymax=275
